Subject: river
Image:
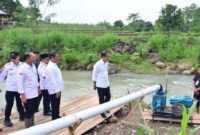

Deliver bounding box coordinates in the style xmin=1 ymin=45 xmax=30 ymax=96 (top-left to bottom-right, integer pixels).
xmin=0 ymin=70 xmax=194 ymax=109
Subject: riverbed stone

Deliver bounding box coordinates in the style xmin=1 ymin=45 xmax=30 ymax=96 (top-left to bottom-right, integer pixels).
xmin=108 ymin=63 xmax=118 ymax=74
xmin=147 ymin=53 xmax=164 ymax=64
xmin=86 ymin=63 xmax=95 ymax=70
xmin=154 ymin=68 xmax=161 ymax=72
xmin=178 ymin=63 xmax=191 ymax=71
xmin=182 ymin=70 xmax=192 ymax=75
xmin=155 ymin=61 xmax=165 ymax=69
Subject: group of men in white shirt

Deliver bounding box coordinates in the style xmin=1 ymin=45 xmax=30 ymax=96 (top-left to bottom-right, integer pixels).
xmin=0 ymin=51 xmax=64 ymax=130
xmin=0 ymin=50 xmax=111 ymax=132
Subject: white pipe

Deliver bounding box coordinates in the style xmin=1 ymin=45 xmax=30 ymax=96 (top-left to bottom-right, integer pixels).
xmin=8 ymin=84 xmax=161 ymax=135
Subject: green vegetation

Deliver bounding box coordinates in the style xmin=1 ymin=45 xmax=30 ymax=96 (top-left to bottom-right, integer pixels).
xmin=1 ymin=28 xmax=200 ymax=73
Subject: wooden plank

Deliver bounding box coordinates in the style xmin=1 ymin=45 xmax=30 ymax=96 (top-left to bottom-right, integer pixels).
xmin=1 ymin=95 xmax=124 ymax=135
xmin=1 ymin=95 xmax=97 ymax=134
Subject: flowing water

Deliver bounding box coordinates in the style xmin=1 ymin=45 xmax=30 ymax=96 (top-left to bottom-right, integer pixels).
xmin=0 ymin=70 xmax=195 ymax=109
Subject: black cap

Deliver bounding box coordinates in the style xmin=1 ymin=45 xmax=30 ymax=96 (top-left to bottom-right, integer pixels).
xmin=10 ymin=52 xmax=19 ymax=59
xmin=33 ymin=51 xmax=40 ymax=54
xmin=40 ymin=54 xmax=49 ymax=60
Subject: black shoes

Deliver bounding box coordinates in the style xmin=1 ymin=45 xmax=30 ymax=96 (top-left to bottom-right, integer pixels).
xmin=43 ymin=112 xmax=52 ymax=116
xmin=0 ymin=128 xmax=2 ymax=132
xmin=4 ymin=119 xmax=13 ymax=127
xmin=101 ymin=113 xmax=107 ymax=119
xmin=19 ymin=117 xmax=24 ymax=121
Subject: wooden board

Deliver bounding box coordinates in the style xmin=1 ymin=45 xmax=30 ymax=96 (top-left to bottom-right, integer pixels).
xmin=1 ymin=95 xmax=124 ymax=135
xmin=143 ymin=109 xmax=200 ymax=124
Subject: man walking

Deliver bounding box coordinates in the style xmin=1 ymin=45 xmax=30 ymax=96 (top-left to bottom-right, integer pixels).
xmin=92 ymin=51 xmax=111 ymax=118
xmin=46 ymin=52 xmax=64 ymax=120
xmin=0 ymin=52 xmax=24 ymax=127
xmin=193 ymin=67 xmax=200 ymax=113
xmin=17 ymin=52 xmax=41 ymax=128
xmin=0 ymin=88 xmax=3 ymax=132
xmin=37 ymin=54 xmax=52 ymax=116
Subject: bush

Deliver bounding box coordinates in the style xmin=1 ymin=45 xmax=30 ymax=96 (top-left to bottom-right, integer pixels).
xmin=0 ymin=28 xmax=34 ymax=63
xmin=109 ymin=53 xmax=130 ymax=64
xmin=35 ymin=31 xmax=65 ymax=53
xmin=148 ymin=34 xmax=166 ymax=53
xmin=93 ymin=34 xmax=119 ymax=52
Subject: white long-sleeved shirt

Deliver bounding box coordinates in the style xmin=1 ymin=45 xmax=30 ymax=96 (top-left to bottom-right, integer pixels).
xmin=17 ymin=63 xmax=39 ymax=99
xmin=38 ymin=62 xmax=47 ymax=90
xmin=0 ymin=62 xmax=23 ymax=92
xmin=46 ymin=61 xmax=64 ymax=95
xmin=92 ymin=59 xmax=109 ymax=88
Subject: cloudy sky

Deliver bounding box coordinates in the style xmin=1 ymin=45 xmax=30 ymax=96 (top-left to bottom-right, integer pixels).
xmin=19 ymin=0 xmax=200 ymax=24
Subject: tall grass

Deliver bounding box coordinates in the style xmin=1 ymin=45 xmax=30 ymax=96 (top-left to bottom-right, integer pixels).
xmin=148 ymin=33 xmax=200 ymax=67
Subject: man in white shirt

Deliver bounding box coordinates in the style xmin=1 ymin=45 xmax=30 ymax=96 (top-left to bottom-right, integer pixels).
xmin=92 ymin=51 xmax=111 ymax=118
xmin=0 ymin=52 xmax=24 ymax=127
xmin=37 ymin=54 xmax=52 ymax=116
xmin=0 ymin=89 xmax=3 ymax=132
xmin=17 ymin=52 xmax=41 ymax=128
xmin=46 ymin=52 xmax=64 ymax=120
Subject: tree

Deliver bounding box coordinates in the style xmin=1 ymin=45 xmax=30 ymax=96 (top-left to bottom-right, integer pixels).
xmin=158 ymin=4 xmax=184 ymax=35
xmin=97 ymin=20 xmax=111 ymax=29
xmin=192 ymin=8 xmax=200 ymax=32
xmin=144 ymin=21 xmax=153 ymax=31
xmin=12 ymin=5 xmax=28 ymax=22
xmin=183 ymin=3 xmax=199 ymax=32
xmin=113 ymin=20 xmax=124 ymax=30
xmin=27 ymin=0 xmax=60 ymax=25
xmin=129 ymin=19 xmax=145 ymax=32
xmin=0 ymin=0 xmax=21 ymax=15
xmin=127 ymin=13 xmax=140 ymax=23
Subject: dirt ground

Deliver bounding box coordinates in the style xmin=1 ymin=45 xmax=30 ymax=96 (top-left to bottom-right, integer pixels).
xmin=84 ymin=109 xmax=200 ymax=135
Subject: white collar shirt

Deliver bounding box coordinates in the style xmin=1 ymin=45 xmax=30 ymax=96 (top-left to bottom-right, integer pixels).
xmin=38 ymin=62 xmax=47 ymax=90
xmin=0 ymin=62 xmax=23 ymax=92
xmin=92 ymin=59 xmax=109 ymax=88
xmin=46 ymin=61 xmax=64 ymax=95
xmin=17 ymin=63 xmax=39 ymax=99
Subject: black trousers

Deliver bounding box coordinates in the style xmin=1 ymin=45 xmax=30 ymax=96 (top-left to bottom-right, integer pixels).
xmin=36 ymin=90 xmax=51 ymax=113
xmin=5 ymin=91 xmax=24 ymax=121
xmin=23 ymin=97 xmax=38 ymax=119
xmin=50 ymin=93 xmax=61 ymax=120
xmin=194 ymin=91 xmax=200 ymax=107
xmin=97 ymin=87 xmax=111 ymax=105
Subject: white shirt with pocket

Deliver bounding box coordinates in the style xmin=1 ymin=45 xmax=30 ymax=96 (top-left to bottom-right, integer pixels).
xmin=46 ymin=61 xmax=64 ymax=95
xmin=38 ymin=62 xmax=47 ymax=90
xmin=17 ymin=63 xmax=39 ymax=99
xmin=92 ymin=59 xmax=109 ymax=88
xmin=0 ymin=62 xmax=23 ymax=92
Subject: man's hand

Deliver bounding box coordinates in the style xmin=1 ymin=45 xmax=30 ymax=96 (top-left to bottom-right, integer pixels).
xmin=38 ymin=87 xmax=41 ymax=95
xmin=93 ymin=82 xmax=96 ymax=90
xmin=21 ymin=94 xmax=27 ymax=104
xmin=0 ymin=67 xmax=4 ymax=73
xmin=56 ymin=92 xmax=60 ymax=98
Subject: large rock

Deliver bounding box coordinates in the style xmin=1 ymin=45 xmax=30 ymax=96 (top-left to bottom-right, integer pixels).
xmin=182 ymin=70 xmax=192 ymax=75
xmin=154 ymin=68 xmax=161 ymax=72
xmin=108 ymin=63 xmax=118 ymax=74
xmin=178 ymin=64 xmax=191 ymax=71
xmin=155 ymin=61 xmax=165 ymax=69
xmin=115 ymin=40 xmax=137 ymax=54
xmin=86 ymin=63 xmax=95 ymax=70
xmin=147 ymin=53 xmax=164 ymax=64
xmin=168 ymin=63 xmax=177 ymax=70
